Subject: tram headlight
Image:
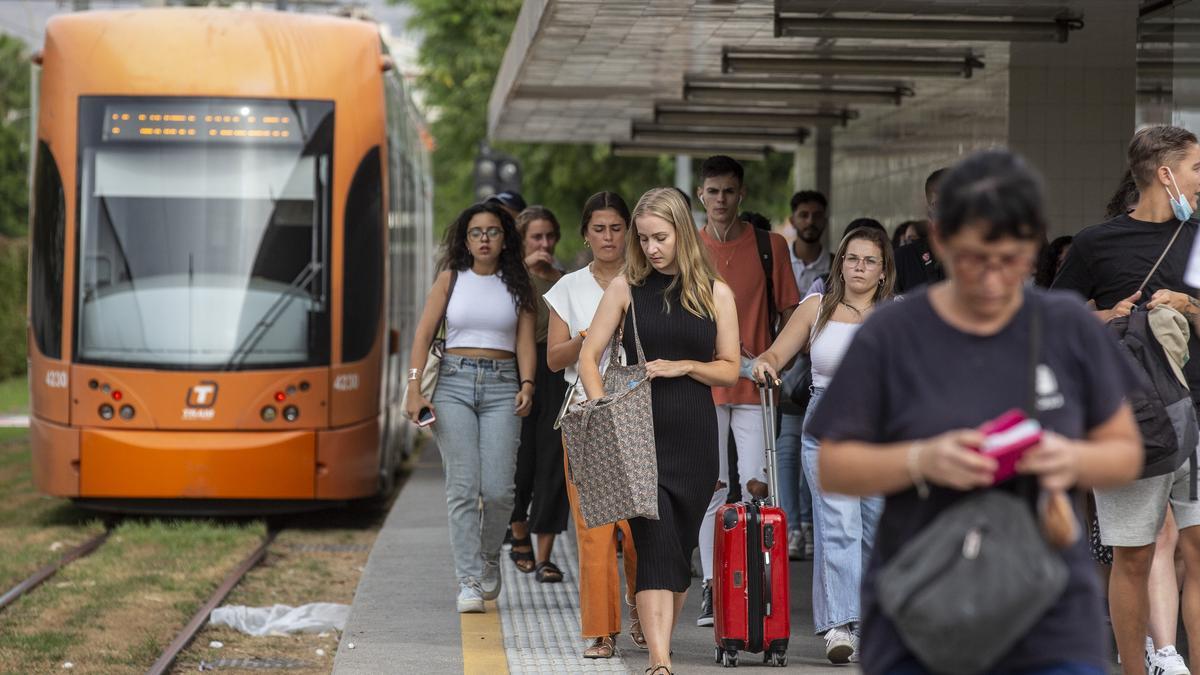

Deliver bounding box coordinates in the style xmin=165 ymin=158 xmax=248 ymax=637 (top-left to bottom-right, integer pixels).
xmin=99 ymin=404 xmax=114 ymax=420
xmin=261 ymin=406 xmax=277 ymax=422
xmin=283 ymin=406 xmax=300 ymax=422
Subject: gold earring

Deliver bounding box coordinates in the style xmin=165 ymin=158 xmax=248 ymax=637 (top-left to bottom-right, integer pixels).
xmin=585 ymin=241 xmax=591 ymax=248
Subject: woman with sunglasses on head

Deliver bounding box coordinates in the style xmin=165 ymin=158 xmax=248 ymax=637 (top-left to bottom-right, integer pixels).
xmin=752 ymin=224 xmax=896 ymax=664
xmin=799 ymin=150 xmax=1142 ymax=675
xmin=406 ymin=201 xmax=537 ymax=615
xmin=543 ymin=192 xmax=643 ymax=659
xmin=579 ymin=187 xmax=740 ymax=675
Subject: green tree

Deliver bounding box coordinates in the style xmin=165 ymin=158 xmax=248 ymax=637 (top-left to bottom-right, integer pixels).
xmin=402 ymin=0 xmax=798 ymax=265
xmin=0 ymin=34 xmax=30 ymax=239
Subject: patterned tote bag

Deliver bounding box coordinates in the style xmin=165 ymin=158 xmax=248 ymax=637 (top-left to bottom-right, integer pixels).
xmin=560 ymin=298 xmax=658 ymax=528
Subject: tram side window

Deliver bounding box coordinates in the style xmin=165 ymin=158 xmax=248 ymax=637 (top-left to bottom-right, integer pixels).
xmin=343 ymin=147 xmax=384 ymax=363
xmin=31 ymin=141 xmax=64 ymax=359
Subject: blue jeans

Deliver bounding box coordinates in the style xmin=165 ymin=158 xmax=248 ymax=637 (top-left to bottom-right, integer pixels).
xmin=432 ymin=355 xmax=522 ymax=585
xmin=777 ymin=412 xmax=814 ymax=530
xmin=886 ymin=660 xmax=1105 ymax=675
xmin=802 ymin=386 xmax=884 ymax=633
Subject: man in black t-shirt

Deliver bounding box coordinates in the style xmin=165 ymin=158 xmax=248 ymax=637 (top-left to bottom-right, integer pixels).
xmin=1053 ymin=125 xmax=1200 ymax=671
xmin=893 ymin=168 xmax=947 ymax=295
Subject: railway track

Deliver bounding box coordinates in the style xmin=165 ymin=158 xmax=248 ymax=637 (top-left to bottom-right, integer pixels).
xmin=0 ymin=470 xmax=408 ymax=673
xmin=147 ymin=529 xmax=280 ymax=675
xmin=0 ymin=529 xmax=111 ymax=612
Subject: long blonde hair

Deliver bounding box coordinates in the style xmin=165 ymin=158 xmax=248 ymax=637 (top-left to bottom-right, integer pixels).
xmin=627 ymin=187 xmax=720 ymax=319
xmin=814 ymin=226 xmax=896 ymax=339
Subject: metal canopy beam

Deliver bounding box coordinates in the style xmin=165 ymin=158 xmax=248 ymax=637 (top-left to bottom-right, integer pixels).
xmin=631 ymin=122 xmax=809 ymax=147
xmin=723 ymin=49 xmax=984 ymax=78
xmin=774 ymin=15 xmax=1084 ymax=42
xmin=654 ymin=103 xmax=857 ymax=128
xmin=612 ymin=143 xmax=769 ymax=161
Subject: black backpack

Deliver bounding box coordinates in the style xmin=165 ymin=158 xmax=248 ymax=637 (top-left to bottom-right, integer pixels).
xmin=1109 ymin=309 xmax=1198 ymax=487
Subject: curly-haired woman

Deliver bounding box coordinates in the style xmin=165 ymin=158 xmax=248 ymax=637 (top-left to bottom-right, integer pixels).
xmin=406 ymin=201 xmax=537 ymax=614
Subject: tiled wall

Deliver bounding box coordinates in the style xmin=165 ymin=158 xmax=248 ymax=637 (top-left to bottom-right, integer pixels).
xmin=1008 ymin=1 xmax=1137 ymax=238
xmin=822 ymin=63 xmax=1009 ymax=240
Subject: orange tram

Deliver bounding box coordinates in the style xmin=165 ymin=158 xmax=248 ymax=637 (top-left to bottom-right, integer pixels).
xmin=27 ymin=9 xmax=434 ymax=512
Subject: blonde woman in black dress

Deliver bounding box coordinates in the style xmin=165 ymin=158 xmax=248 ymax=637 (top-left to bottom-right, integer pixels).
xmin=579 ymin=187 xmax=740 ymax=675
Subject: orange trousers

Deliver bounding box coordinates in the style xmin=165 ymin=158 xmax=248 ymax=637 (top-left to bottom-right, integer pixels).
xmin=564 ymin=442 xmax=638 ymax=638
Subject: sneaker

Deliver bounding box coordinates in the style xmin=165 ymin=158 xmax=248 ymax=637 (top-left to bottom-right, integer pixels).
xmin=787 ymin=529 xmax=803 ymax=560
xmin=696 ymin=580 xmax=714 ymax=627
xmin=1152 ymin=645 xmax=1190 ymax=675
xmin=802 ymin=522 xmax=815 ymax=559
xmin=1146 ymin=636 xmax=1154 ymax=672
xmin=849 ymin=625 xmax=861 ymax=663
xmin=456 ymin=580 xmax=484 ymax=614
xmin=480 ymin=558 xmax=501 ymax=601
xmin=825 ymin=626 xmax=855 ymax=664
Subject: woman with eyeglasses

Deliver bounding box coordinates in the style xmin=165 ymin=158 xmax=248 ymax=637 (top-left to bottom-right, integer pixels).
xmin=800 ymin=151 xmax=1142 ymax=675
xmin=753 ymin=224 xmax=896 ymax=664
xmin=406 ymin=201 xmax=537 ymax=615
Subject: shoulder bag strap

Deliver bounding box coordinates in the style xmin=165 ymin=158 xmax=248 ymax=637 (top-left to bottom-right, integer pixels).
xmin=1137 ymin=220 xmax=1188 ymax=296
xmin=432 ymin=270 xmax=459 ymax=354
xmin=754 ymin=228 xmax=779 ymax=339
xmin=627 ymin=285 xmax=647 ymax=365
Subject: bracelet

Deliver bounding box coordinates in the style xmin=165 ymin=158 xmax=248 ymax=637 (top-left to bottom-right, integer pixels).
xmin=520 ymin=379 xmax=535 ymax=389
xmin=907 ymin=442 xmax=930 ymax=500
xmin=407 ymin=368 xmax=420 ymax=382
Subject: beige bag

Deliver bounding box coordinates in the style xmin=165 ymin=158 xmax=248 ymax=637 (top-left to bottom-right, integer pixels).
xmin=560 ymin=298 xmax=658 ymax=528
xmin=401 ymin=271 xmax=458 ymax=410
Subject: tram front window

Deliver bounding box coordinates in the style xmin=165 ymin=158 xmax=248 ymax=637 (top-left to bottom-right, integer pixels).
xmin=75 ymin=97 xmax=333 ymax=370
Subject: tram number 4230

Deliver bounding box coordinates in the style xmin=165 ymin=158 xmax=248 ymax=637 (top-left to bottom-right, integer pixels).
xmin=333 ymin=374 xmax=360 ymax=392
xmin=45 ymin=370 xmax=68 ymax=389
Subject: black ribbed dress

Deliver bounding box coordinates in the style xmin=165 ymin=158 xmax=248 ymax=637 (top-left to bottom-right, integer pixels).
xmin=624 ymin=270 xmax=719 ymax=593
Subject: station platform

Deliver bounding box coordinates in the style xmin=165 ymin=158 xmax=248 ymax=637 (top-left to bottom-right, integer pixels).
xmin=333 ymin=444 xmax=859 ymax=674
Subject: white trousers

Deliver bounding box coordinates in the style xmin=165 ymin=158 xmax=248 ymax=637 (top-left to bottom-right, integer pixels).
xmin=698 ymin=403 xmax=768 ymax=581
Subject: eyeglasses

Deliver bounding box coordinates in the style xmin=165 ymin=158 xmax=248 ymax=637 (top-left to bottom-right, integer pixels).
xmin=946 ymin=249 xmax=1033 ymax=279
xmin=843 ymin=254 xmax=882 ymax=269
xmin=468 ymin=227 xmax=503 ymax=241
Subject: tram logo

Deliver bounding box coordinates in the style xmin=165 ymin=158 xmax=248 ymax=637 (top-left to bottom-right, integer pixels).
xmin=186 ymin=382 xmax=219 ymax=408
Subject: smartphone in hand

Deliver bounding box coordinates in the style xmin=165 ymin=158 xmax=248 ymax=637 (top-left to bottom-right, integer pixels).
xmin=416 ymin=407 xmax=436 ymax=427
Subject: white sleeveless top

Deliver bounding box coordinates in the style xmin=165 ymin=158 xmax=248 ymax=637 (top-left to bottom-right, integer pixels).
xmin=542 ymin=267 xmax=622 ymax=404
xmin=810 ymin=319 xmax=861 ymax=389
xmin=444 ymin=269 xmax=518 ymax=351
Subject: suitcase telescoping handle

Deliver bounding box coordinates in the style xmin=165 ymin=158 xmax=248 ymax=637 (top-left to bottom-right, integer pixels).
xmin=757 ymin=379 xmax=781 ymax=509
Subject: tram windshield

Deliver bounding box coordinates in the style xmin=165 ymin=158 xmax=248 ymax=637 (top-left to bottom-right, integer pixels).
xmin=74 ymin=97 xmax=333 ymax=370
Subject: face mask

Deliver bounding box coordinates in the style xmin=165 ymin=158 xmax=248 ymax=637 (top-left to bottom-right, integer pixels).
xmin=1166 ymin=167 xmax=1194 ymax=222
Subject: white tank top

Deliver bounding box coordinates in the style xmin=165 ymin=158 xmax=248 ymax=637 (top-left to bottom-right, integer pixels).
xmin=444 ymin=269 xmax=519 ymax=351
xmin=810 ymin=320 xmax=860 ymax=389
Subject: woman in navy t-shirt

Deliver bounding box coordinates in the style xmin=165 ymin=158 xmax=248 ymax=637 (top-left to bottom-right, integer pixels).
xmin=806 ymin=150 xmax=1144 ymax=675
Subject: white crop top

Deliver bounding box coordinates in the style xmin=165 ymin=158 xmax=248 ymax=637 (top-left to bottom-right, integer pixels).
xmin=444 ymin=269 xmax=519 ymax=351
xmin=810 ymin=320 xmax=861 ymax=389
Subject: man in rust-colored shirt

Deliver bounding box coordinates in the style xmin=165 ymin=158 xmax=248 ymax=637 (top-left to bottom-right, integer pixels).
xmin=693 ymin=155 xmax=801 ymax=627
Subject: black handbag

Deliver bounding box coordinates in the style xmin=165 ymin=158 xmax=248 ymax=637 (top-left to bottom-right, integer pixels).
xmin=875 ymin=297 xmax=1070 ymax=675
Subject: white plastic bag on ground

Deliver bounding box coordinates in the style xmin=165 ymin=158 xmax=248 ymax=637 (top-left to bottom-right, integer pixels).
xmin=209 ymin=603 xmax=350 ymax=636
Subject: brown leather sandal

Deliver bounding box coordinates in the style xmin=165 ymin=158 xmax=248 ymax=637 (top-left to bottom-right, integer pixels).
xmin=583 ymin=635 xmax=616 ymax=659
xmin=628 ymin=603 xmax=648 ymax=650
xmin=644 ymin=665 xmax=672 ymax=674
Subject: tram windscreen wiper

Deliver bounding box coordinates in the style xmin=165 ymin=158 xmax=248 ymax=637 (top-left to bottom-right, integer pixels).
xmin=221 ymin=261 xmax=320 ymax=371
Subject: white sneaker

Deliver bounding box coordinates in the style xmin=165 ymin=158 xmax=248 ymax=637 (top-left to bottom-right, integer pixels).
xmin=1152 ymin=645 xmax=1190 ymax=675
xmin=824 ymin=626 xmax=854 ymax=664
xmin=456 ymin=580 xmax=484 ymax=614
xmin=849 ymin=626 xmax=861 ymax=663
xmin=1146 ymin=636 xmax=1154 ymax=672
xmin=787 ymin=529 xmax=803 ymax=560
xmin=480 ymin=559 xmax=501 ymax=601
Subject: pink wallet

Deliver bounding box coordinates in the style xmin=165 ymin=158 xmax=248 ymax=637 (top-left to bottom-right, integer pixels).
xmin=976 ymin=409 xmax=1043 ymax=484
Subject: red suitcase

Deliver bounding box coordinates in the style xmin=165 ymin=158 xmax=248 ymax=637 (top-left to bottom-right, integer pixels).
xmin=713 ymin=382 xmax=790 ymax=668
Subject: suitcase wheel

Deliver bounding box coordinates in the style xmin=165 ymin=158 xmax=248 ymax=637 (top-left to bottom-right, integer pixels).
xmin=765 ymin=650 xmax=787 ymax=667
xmin=720 ymin=649 xmax=739 ymax=668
